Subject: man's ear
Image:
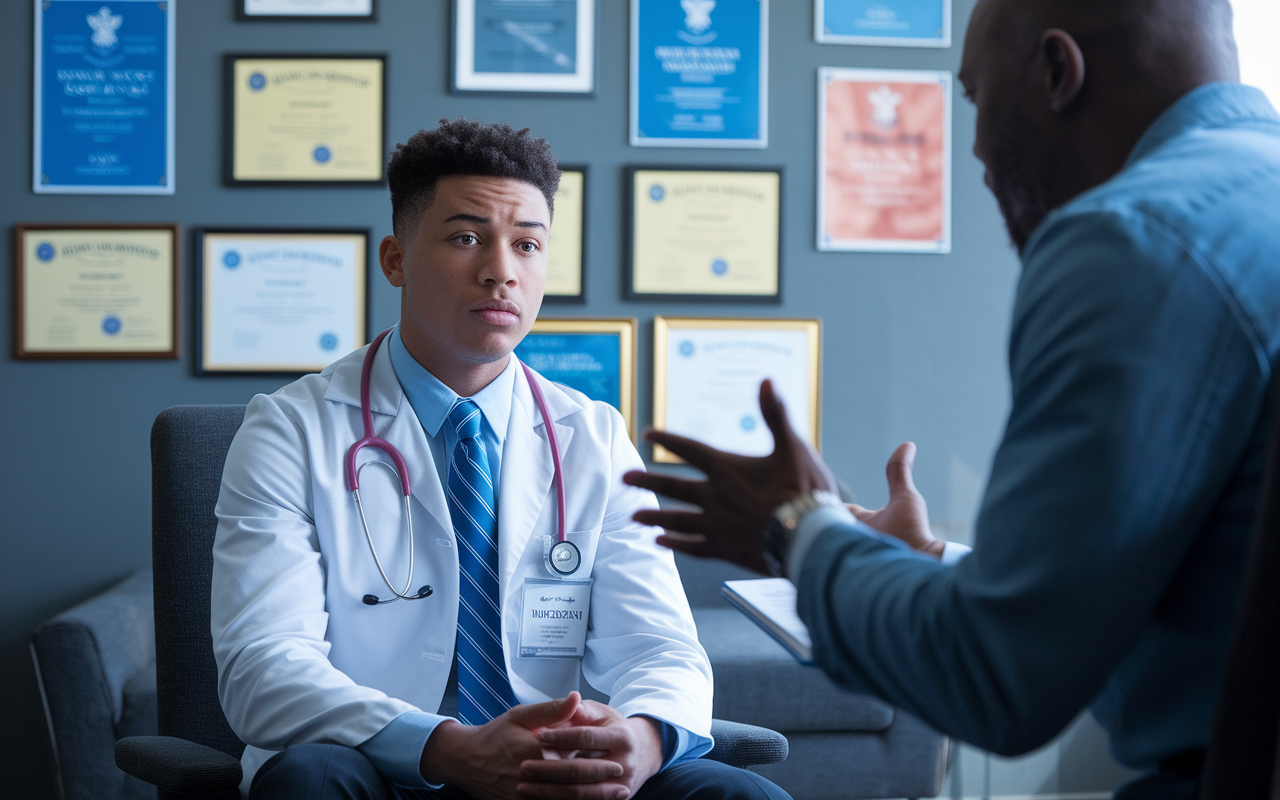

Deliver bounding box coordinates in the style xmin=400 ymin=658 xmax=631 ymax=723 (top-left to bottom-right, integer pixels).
xmin=379 ymin=235 xmax=406 ymax=288
xmin=1042 ymin=28 xmax=1085 ymax=113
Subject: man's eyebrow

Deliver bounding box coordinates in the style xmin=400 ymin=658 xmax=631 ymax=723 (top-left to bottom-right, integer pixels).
xmin=516 ymin=221 xmax=547 ymax=230
xmin=442 ymin=213 xmax=489 ymax=224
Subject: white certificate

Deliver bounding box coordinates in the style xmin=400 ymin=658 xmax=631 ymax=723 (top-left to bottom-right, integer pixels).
xmin=199 ymin=231 xmax=367 ymax=373
xmin=653 ymin=318 xmax=821 ymax=463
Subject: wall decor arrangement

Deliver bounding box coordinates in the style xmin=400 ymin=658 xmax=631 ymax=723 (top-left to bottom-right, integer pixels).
xmin=544 ymin=166 xmax=587 ymax=303
xmin=818 ymin=67 xmax=952 ymax=253
xmin=195 ymin=229 xmax=369 ymax=374
xmin=514 ymin=317 xmax=636 ymax=438
xmin=630 ymin=0 xmax=767 ymax=148
xmin=223 ymin=54 xmax=386 ymax=186
xmin=651 ymin=316 xmax=821 ymax=464
xmin=33 ymin=0 xmax=176 ymax=195
xmin=452 ymin=0 xmax=596 ymax=94
xmin=14 ymin=223 xmax=180 ymax=359
xmin=815 ymin=0 xmax=951 ymax=48
xmin=626 ymin=166 xmax=782 ymax=302
xmin=238 ymin=0 xmax=376 ymax=20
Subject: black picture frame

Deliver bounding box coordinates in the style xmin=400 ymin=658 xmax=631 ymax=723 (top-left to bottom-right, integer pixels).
xmin=222 ymin=53 xmax=388 ymax=188
xmin=543 ymin=164 xmax=588 ymax=305
xmin=624 ymin=165 xmax=784 ymax=303
xmin=236 ymin=0 xmax=377 ymax=22
xmin=193 ymin=227 xmax=372 ymax=376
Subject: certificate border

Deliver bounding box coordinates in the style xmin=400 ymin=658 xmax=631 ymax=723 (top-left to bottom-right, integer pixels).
xmin=524 ymin=317 xmax=637 ymax=440
xmin=222 ymin=54 xmax=388 ymax=187
xmin=652 ymin=316 xmax=822 ymax=464
xmin=236 ymin=0 xmax=377 ymax=21
xmin=451 ymin=0 xmax=597 ymax=95
xmin=817 ymin=67 xmax=953 ymax=254
xmin=813 ymin=0 xmax=952 ymax=48
xmin=543 ymin=164 xmax=588 ymax=304
xmin=194 ymin=228 xmax=371 ymax=375
xmin=13 ymin=222 xmax=181 ymax=360
xmin=629 ymin=0 xmax=769 ymax=149
xmin=33 ymin=0 xmax=177 ymax=195
xmin=624 ymin=166 xmax=783 ymax=303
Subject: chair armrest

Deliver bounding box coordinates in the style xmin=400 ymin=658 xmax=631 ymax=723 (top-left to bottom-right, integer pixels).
xmin=115 ymin=735 xmax=242 ymax=794
xmin=704 ymin=719 xmax=789 ymax=768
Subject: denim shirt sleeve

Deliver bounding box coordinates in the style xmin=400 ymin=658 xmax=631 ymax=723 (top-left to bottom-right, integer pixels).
xmin=357 ymin=711 xmax=452 ymax=789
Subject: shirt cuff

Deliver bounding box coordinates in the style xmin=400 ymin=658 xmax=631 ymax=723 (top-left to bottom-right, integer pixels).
xmin=940 ymin=540 xmax=972 ymax=565
xmin=787 ymin=505 xmax=858 ymax=584
xmin=643 ymin=717 xmax=713 ymax=770
xmin=357 ymin=710 xmax=453 ymax=789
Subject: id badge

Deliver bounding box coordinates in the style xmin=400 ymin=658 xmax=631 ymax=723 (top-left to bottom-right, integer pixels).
xmin=519 ymin=578 xmax=592 ymax=658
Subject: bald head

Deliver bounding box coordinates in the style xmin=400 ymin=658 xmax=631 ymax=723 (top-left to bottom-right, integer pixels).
xmin=960 ymin=0 xmax=1239 ymax=249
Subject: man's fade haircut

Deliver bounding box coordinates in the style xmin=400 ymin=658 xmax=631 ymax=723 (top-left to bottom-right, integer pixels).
xmin=387 ymin=118 xmax=560 ymax=237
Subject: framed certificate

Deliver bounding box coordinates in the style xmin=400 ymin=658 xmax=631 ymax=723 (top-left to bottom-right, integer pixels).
xmin=818 ymin=68 xmax=952 ymax=253
xmin=626 ymin=167 xmax=782 ymax=302
xmin=33 ymin=0 xmax=176 ymax=195
xmin=544 ymin=166 xmax=586 ymax=303
xmin=238 ymin=0 xmax=376 ymax=20
xmin=816 ymin=0 xmax=951 ymax=47
xmin=514 ymin=318 xmax=636 ymax=438
xmin=653 ymin=317 xmax=821 ymax=464
xmin=452 ymin=0 xmax=596 ymax=94
xmin=14 ymin=224 xmax=179 ymax=359
xmin=630 ymin=0 xmax=768 ymax=148
xmin=224 ymin=55 xmax=386 ymax=185
xmin=196 ymin=229 xmax=369 ymax=374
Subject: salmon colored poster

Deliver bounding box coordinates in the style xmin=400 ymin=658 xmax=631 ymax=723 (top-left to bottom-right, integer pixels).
xmin=818 ymin=67 xmax=951 ymax=253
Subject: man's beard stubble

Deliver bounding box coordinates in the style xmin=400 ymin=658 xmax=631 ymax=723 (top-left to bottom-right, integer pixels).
xmin=986 ymin=111 xmax=1072 ymax=254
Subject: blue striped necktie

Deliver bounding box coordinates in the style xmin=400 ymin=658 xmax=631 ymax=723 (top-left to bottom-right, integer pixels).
xmin=446 ymin=400 xmax=517 ymax=724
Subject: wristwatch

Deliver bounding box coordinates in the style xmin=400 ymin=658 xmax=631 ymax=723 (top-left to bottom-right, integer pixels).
xmin=762 ymin=490 xmax=843 ymax=577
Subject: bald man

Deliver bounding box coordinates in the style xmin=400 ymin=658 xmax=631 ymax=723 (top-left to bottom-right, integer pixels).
xmin=622 ymin=1 xmax=1280 ymax=798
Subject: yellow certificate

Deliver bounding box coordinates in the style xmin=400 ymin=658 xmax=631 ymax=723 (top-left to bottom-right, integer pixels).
xmin=629 ymin=169 xmax=781 ymax=299
xmin=229 ymin=56 xmax=385 ymax=183
xmin=16 ymin=225 xmax=177 ymax=358
xmin=546 ymin=169 xmax=584 ymax=298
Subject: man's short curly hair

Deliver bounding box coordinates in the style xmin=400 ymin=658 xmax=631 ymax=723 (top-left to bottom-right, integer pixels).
xmin=387 ymin=118 xmax=561 ymax=237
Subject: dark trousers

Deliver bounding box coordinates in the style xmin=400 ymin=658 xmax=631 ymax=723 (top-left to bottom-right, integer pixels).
xmin=252 ymin=743 xmax=793 ymax=800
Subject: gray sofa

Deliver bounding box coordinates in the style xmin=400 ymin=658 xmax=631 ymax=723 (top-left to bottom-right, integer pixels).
xmin=34 ymin=559 xmax=946 ymax=800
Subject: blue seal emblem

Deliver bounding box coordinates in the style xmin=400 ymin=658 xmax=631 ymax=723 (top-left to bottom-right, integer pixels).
xmin=102 ymin=316 xmax=122 ymax=335
xmin=678 ymin=340 xmax=695 ymax=357
xmin=313 ymin=146 xmax=331 ymax=163
xmin=740 ymin=415 xmax=756 ymax=432
xmin=223 ymin=251 xmax=241 ymax=268
xmin=649 ymin=185 xmax=665 ymax=202
xmin=711 ymin=259 xmax=728 ymax=275
xmin=36 ymin=243 xmax=55 ymax=262
xmin=319 ymin=333 xmax=338 ymax=351
xmin=248 ymin=72 xmax=267 ymax=91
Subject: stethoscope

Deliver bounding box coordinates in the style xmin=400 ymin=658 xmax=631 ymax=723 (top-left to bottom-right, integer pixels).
xmin=346 ymin=328 xmax=580 ymax=606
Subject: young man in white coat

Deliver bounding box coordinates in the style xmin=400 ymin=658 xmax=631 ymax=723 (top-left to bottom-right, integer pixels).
xmin=210 ymin=118 xmax=791 ymax=800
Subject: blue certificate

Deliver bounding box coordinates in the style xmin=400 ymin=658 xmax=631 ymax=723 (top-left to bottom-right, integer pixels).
xmin=33 ymin=0 xmax=176 ymax=194
xmin=630 ymin=0 xmax=767 ymax=148
xmin=516 ymin=332 xmax=622 ymax=410
xmin=815 ymin=0 xmax=950 ymax=47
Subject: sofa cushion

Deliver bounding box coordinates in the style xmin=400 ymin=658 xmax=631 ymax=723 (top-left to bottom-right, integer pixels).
xmin=693 ymin=608 xmax=896 ymax=734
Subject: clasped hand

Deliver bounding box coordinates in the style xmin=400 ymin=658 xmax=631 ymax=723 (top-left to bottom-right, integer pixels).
xmin=420 ymin=692 xmax=664 ymax=800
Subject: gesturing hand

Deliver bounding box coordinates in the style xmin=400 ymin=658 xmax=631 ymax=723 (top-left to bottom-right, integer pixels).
xmin=846 ymin=442 xmax=945 ymax=559
xmin=517 ymin=701 xmax=665 ymax=799
xmin=421 ymin=693 xmax=624 ymax=800
xmin=622 ymin=379 xmax=837 ymax=574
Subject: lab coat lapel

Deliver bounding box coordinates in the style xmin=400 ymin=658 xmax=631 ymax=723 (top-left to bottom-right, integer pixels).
xmin=497 ymin=367 xmax=575 ymax=602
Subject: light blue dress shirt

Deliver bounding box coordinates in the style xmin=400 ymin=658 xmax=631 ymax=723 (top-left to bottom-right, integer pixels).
xmin=357 ymin=327 xmax=706 ymax=787
xmin=792 ymin=83 xmax=1280 ymax=774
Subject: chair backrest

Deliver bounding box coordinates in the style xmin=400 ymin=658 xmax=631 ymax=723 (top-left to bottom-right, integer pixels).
xmin=150 ymin=405 xmax=248 ymax=760
xmin=1199 ymin=392 xmax=1280 ymax=798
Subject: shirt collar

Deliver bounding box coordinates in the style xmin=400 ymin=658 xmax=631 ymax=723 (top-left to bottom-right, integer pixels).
xmin=387 ymin=326 xmax=516 ymax=443
xmin=1125 ymin=82 xmax=1280 ymax=169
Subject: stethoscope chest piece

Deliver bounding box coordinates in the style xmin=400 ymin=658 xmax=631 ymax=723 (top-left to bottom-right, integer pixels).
xmin=549 ymin=540 xmax=581 ymax=576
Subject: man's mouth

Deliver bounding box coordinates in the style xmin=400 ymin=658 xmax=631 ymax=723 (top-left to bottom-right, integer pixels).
xmin=471 ymin=298 xmax=521 ymax=326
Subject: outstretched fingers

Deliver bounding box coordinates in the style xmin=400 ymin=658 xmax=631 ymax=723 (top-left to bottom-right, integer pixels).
xmin=641 ymin=428 xmax=726 ymax=471
xmin=622 ymin=470 xmax=705 ymax=506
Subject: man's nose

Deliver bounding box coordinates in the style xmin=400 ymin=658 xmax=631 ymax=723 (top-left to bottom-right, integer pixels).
xmin=480 ymin=244 xmax=519 ymax=285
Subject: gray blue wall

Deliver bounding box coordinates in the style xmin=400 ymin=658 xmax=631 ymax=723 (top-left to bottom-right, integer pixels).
xmin=0 ymin=1 xmax=1131 ymax=797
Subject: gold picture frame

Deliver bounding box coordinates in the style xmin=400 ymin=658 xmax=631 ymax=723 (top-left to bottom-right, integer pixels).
xmin=653 ymin=317 xmax=821 ymax=464
xmin=516 ymin=317 xmax=637 ymax=439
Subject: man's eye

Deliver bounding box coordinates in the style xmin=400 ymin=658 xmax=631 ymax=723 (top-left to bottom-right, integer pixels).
xmin=457 ymin=235 xmax=478 ymax=245
xmin=519 ymin=242 xmax=538 ymax=253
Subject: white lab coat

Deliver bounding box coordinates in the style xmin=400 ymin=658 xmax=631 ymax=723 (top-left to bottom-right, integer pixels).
xmin=210 ymin=342 xmax=712 ymax=788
